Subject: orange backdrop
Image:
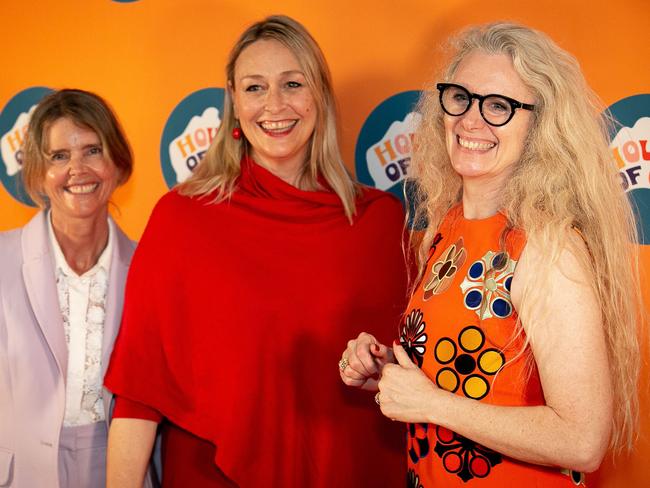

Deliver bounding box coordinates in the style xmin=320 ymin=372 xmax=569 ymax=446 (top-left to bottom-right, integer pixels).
xmin=1 ymin=0 xmax=648 ymax=485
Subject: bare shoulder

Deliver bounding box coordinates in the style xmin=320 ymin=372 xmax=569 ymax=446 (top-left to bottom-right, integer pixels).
xmin=511 ymin=229 xmax=594 ymax=315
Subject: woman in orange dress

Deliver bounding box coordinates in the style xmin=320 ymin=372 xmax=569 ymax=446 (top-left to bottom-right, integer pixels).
xmin=339 ymin=22 xmax=641 ymax=486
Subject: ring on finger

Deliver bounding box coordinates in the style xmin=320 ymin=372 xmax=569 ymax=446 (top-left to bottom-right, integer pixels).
xmin=338 ymin=357 xmax=349 ymax=371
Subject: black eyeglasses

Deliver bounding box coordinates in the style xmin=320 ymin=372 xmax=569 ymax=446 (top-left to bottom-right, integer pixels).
xmin=436 ymin=83 xmax=535 ymax=127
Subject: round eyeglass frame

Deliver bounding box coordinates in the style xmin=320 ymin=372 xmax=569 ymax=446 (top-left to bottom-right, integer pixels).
xmin=436 ymin=82 xmax=535 ymax=127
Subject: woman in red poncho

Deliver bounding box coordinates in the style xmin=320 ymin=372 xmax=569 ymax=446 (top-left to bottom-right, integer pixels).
xmin=105 ymin=15 xmax=408 ymax=487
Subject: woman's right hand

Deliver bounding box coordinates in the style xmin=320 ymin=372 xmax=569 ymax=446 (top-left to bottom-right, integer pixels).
xmin=339 ymin=332 xmax=395 ymax=391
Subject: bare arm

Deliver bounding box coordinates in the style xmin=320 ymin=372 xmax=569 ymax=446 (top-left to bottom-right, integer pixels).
xmin=107 ymin=418 xmax=158 ymax=488
xmin=378 ymin=235 xmax=612 ymax=472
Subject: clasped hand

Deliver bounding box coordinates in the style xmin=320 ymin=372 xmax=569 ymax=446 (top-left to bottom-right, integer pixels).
xmin=340 ymin=332 xmax=441 ymax=423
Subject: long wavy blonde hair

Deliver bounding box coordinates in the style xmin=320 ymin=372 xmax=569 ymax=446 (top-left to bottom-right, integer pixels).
xmin=408 ymin=22 xmax=641 ymax=452
xmin=178 ymin=15 xmax=359 ymax=220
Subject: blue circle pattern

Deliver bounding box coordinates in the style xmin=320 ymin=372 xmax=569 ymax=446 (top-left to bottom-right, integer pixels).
xmin=465 ymin=290 xmax=482 ymax=309
xmin=468 ymin=262 xmax=484 ymax=280
xmin=491 ymin=298 xmax=511 ymax=318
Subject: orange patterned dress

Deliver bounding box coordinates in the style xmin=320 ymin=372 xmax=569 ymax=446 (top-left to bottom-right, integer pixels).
xmin=401 ymin=206 xmax=585 ymax=487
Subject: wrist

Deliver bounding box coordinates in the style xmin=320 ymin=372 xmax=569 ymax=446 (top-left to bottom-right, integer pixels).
xmin=424 ymin=386 xmax=448 ymax=426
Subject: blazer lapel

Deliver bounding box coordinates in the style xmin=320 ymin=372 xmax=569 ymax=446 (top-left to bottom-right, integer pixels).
xmin=102 ymin=219 xmax=134 ymax=379
xmin=21 ymin=211 xmax=68 ymax=378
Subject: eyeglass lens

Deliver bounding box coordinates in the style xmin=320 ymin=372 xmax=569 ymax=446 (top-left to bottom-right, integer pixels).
xmin=441 ymin=85 xmax=513 ymax=126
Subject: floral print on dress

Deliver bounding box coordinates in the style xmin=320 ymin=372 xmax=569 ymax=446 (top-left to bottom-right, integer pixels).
xmin=423 ymin=237 xmax=467 ymax=300
xmin=407 ymin=468 xmax=425 ymax=488
xmin=434 ymin=426 xmax=502 ymax=482
xmin=408 ymin=422 xmax=430 ymax=464
xmin=460 ymin=250 xmax=516 ymax=320
xmin=400 ymin=309 xmax=428 ymax=368
xmin=433 ymin=326 xmax=505 ymax=400
xmin=429 ymin=232 xmax=443 ymax=255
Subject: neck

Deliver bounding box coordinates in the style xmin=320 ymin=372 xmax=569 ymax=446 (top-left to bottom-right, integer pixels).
xmin=51 ymin=210 xmax=110 ymax=275
xmin=461 ymin=176 xmax=506 ymax=219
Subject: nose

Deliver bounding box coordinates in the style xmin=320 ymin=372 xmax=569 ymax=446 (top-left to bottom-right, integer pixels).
xmin=459 ymin=99 xmax=486 ymax=131
xmin=67 ymin=152 xmax=88 ymax=174
xmin=264 ymin=86 xmax=285 ymax=113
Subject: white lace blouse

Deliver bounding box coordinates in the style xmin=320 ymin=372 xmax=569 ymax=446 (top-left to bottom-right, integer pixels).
xmin=48 ymin=214 xmax=113 ymax=426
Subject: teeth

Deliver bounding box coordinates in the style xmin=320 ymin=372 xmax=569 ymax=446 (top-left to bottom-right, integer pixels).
xmin=260 ymin=120 xmax=296 ymax=131
xmin=458 ymin=137 xmax=495 ymax=151
xmin=66 ymin=183 xmax=98 ymax=194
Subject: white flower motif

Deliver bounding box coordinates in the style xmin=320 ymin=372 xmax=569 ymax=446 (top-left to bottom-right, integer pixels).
xmin=460 ymin=250 xmax=517 ymax=320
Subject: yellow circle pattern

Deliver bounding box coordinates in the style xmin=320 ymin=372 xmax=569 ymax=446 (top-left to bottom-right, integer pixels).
xmin=434 ymin=326 xmax=506 ymax=401
xmin=436 ymin=368 xmax=459 ymax=392
xmin=435 ymin=339 xmax=456 ymax=363
xmin=463 ymin=375 xmax=489 ymax=399
xmin=459 ymin=326 xmax=484 ymax=352
xmin=478 ymin=349 xmax=504 ymax=374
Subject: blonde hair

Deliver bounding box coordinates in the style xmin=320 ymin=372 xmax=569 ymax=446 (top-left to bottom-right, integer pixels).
xmin=409 ymin=22 xmax=641 ymax=452
xmin=22 ymin=88 xmax=132 ymax=207
xmin=178 ymin=15 xmax=359 ymax=220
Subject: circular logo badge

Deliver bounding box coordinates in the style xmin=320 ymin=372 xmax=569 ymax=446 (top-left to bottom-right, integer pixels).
xmin=160 ymin=87 xmax=225 ymax=189
xmin=0 ymin=86 xmax=53 ymax=206
xmin=607 ymin=94 xmax=650 ymax=245
xmin=355 ymin=91 xmax=422 ymax=201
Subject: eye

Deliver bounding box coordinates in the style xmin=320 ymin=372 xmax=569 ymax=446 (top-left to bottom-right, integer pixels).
xmin=244 ymin=84 xmax=262 ymax=92
xmin=50 ymin=152 xmax=68 ymax=163
xmin=286 ymin=81 xmax=302 ymax=88
xmin=486 ymin=99 xmax=509 ymax=114
xmin=452 ymin=92 xmax=469 ymax=102
xmin=87 ymin=146 xmax=103 ymax=156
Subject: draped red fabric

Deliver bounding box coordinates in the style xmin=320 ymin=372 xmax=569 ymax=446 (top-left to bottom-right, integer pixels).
xmin=105 ymin=158 xmax=409 ymax=486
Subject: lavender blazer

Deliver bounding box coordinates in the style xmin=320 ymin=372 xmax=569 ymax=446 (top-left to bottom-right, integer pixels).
xmin=0 ymin=211 xmax=136 ymax=487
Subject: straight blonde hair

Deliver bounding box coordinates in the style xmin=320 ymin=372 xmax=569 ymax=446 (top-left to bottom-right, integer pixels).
xmin=178 ymin=15 xmax=360 ymax=221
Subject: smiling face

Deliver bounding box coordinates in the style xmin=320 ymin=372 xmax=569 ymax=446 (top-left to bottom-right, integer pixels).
xmin=444 ymin=51 xmax=535 ymax=189
xmin=42 ymin=117 xmax=121 ymax=226
xmin=232 ymin=39 xmax=317 ymax=182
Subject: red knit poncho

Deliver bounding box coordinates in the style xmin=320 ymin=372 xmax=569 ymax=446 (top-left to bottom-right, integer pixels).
xmin=105 ymin=158 xmax=408 ymax=486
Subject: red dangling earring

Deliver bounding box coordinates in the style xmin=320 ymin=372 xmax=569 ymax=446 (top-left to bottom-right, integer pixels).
xmin=232 ymin=127 xmax=242 ymax=140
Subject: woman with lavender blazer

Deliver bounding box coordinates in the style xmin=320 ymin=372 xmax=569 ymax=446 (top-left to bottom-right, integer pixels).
xmin=0 ymin=89 xmax=150 ymax=487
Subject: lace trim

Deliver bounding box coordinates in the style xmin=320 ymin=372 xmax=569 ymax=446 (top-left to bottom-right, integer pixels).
xmin=56 ymin=267 xmax=108 ymax=425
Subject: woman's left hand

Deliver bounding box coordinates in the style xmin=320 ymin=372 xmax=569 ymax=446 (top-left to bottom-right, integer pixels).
xmin=376 ymin=343 xmax=442 ymax=423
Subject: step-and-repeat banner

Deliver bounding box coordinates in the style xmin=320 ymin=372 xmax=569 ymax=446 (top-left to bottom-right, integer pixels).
xmin=1 ymin=1 xmax=648 ymax=485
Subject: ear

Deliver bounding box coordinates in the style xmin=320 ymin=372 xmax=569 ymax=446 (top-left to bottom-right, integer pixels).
xmin=116 ymin=167 xmax=128 ymax=187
